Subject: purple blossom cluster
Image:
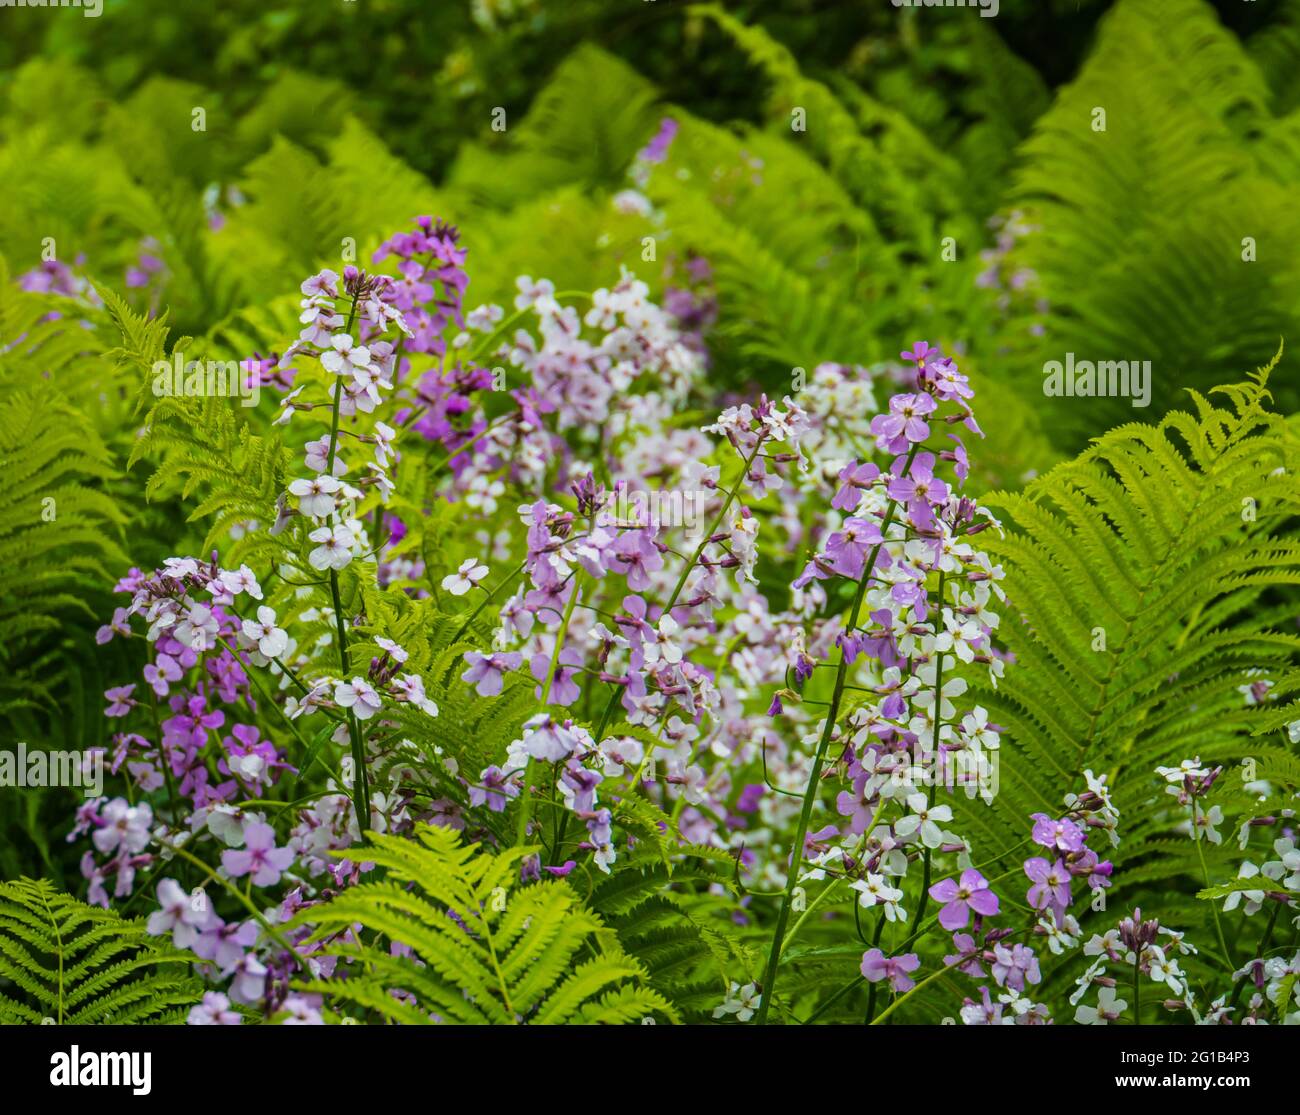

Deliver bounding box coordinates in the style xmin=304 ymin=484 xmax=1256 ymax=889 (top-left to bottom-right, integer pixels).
xmin=67 ymin=202 xmax=1300 ymax=1027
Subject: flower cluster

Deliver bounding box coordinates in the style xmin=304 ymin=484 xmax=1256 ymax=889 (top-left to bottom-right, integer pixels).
xmin=70 ymin=199 xmax=1299 ymax=1029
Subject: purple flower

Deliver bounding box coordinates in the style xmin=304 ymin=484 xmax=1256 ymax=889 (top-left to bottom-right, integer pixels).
xmin=900 ymin=341 xmax=940 ymax=367
xmin=1031 ymin=812 xmax=1086 ymax=853
xmin=221 ymin=822 xmax=294 ymax=887
xmin=991 ymin=942 xmax=1041 ymax=991
xmin=147 ymin=877 xmax=214 ymax=949
xmin=1024 ymin=856 xmax=1072 ymax=912
xmin=944 ymin=434 xmax=970 ymax=486
xmin=860 ymin=948 xmax=921 ymax=992
xmin=960 ymin=986 xmax=1004 ymax=1025
xmin=870 ymin=393 xmax=936 ymax=454
xmin=461 ymin=651 xmax=523 ymax=696
xmin=831 ymin=460 xmax=880 ymax=512
xmin=530 ymin=648 xmax=582 ymax=706
xmin=824 ymin=517 xmax=882 ymax=580
xmin=944 ymin=932 xmax=987 ymax=977
xmin=92 ymin=798 xmax=153 ymax=856
xmin=469 ymin=765 xmax=516 ymax=812
xmin=193 ymin=918 xmax=260 ymax=972
xmin=610 ymin=531 xmax=664 ymax=591
xmin=1069 ymin=848 xmax=1114 ymax=891
xmin=188 ymin=991 xmax=242 ymax=1025
xmin=104 ymin=684 xmax=137 ymax=717
xmin=637 ymin=117 xmax=678 ymax=164
xmin=928 ymin=868 xmax=1000 ymax=930
xmin=886 ymin=452 xmax=949 ymax=508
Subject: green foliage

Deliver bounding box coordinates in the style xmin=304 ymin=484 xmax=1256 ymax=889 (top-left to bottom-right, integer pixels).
xmin=288 ymin=825 xmax=677 ymax=1024
xmin=961 ymin=355 xmax=1300 ymax=936
xmin=109 ymin=286 xmax=292 ymax=566
xmin=588 ymin=843 xmax=754 ymax=1020
xmin=1011 ymin=0 xmax=1300 ymax=439
xmin=0 ymin=259 xmax=130 ymax=718
xmin=0 ymin=878 xmax=203 ymax=1024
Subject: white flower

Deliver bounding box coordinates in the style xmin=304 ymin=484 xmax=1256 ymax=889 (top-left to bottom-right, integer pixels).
xmin=375 ymin=637 xmax=408 ymax=663
xmin=371 ymin=421 xmax=396 ymax=468
xmin=289 ymin=474 xmax=342 ymax=520
xmin=466 ymin=474 xmax=505 ymax=515
xmin=308 ymin=525 xmax=355 ymax=571
xmin=466 ymin=303 xmax=504 ymax=331
xmin=1196 ymin=803 xmax=1224 ymax=845
xmin=441 ymin=558 xmax=489 ymax=596
xmin=218 ymin=564 xmax=262 ymax=600
xmin=892 ymin=792 xmax=953 ymax=849
xmin=960 ymin=706 xmax=1000 ymax=750
xmin=1146 ymin=946 xmax=1184 ymax=995
xmin=644 ymin=615 xmax=684 ymax=666
xmin=334 ymin=677 xmax=382 ymax=720
xmin=514 ymin=275 xmax=558 ymax=314
xmin=272 ymin=383 xmax=306 ymax=426
xmin=911 ymin=669 xmax=967 ymax=721
xmin=198 ymin=803 xmax=246 ymax=847
xmin=1075 ymin=986 xmax=1127 ymax=1025
xmin=849 ymin=873 xmax=905 ymax=918
xmin=1038 ymin=915 xmax=1080 ymax=955
xmin=242 ymin=606 xmax=288 ymax=659
xmin=1156 ymin=757 xmax=1206 ymax=784
xmin=319 ymin=333 xmax=371 ymax=378
xmin=174 ymin=602 xmax=219 ymax=651
xmin=712 ymin=981 xmax=761 ymax=1022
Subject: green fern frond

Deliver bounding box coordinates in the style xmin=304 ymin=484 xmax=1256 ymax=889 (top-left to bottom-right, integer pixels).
xmin=960 ymin=356 xmax=1300 ymax=896
xmin=0 ymin=879 xmax=202 ymax=1025
xmin=289 ymin=825 xmax=677 ymax=1024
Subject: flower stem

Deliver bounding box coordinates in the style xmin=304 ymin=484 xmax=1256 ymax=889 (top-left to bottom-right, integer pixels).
xmin=1190 ymin=798 xmax=1234 ymax=971
xmin=592 ymin=435 xmax=765 ymax=742
xmin=323 ymin=296 xmax=371 ymax=836
xmin=165 ymin=843 xmax=306 ymax=970
xmin=904 ymin=570 xmax=946 ymax=948
xmin=869 ymin=960 xmax=949 ymax=1025
xmin=753 ymin=445 xmax=918 ymax=1024
xmin=515 ymin=579 xmax=582 ymax=845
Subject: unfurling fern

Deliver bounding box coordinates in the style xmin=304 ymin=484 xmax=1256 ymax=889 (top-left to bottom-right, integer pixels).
xmin=0 ymin=879 xmax=203 ymax=1024
xmin=287 ymin=825 xmax=677 ymax=1024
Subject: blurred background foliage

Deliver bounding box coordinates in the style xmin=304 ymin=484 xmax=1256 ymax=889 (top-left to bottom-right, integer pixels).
xmin=2 ymin=0 xmax=1300 ymax=881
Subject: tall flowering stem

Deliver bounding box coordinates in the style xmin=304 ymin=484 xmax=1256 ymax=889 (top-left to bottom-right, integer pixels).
xmin=753 ymin=445 xmax=918 ymax=1025
xmin=326 ymin=297 xmax=372 ymax=834
xmin=516 ymin=579 xmax=583 ymax=845
xmin=591 ymin=435 xmax=766 ymax=742
xmin=905 ymin=569 xmax=946 ymax=946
